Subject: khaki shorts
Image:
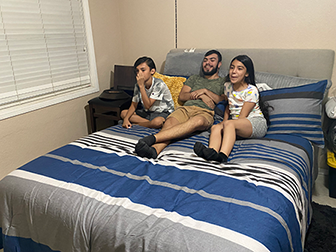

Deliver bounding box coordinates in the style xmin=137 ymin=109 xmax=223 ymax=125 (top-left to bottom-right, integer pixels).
xmin=168 ymin=106 xmax=214 ymax=126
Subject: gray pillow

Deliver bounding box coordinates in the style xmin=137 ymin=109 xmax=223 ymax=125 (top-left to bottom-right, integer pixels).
xmin=260 ymin=80 xmax=328 ymax=147
xmin=255 ymin=71 xmax=331 ymax=92
xmin=164 ymin=52 xmax=205 ymax=76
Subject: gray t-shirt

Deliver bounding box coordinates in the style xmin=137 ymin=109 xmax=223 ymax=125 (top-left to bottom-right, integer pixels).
xmin=132 ymin=77 xmax=174 ymax=113
xmin=183 ymin=75 xmax=225 ymax=110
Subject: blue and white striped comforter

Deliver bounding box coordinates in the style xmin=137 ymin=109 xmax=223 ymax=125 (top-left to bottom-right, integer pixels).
xmin=0 ymin=125 xmax=314 ymax=252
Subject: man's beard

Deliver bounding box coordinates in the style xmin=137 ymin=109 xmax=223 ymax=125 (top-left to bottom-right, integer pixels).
xmin=202 ymin=64 xmax=219 ymax=76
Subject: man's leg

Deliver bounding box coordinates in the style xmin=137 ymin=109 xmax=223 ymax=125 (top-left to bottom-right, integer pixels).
xmin=155 ymin=115 xmax=210 ymax=143
xmin=149 ymin=116 xmax=181 ymax=156
xmin=134 ymin=116 xmax=180 ymax=158
xmin=135 ymin=115 xmax=211 ymax=158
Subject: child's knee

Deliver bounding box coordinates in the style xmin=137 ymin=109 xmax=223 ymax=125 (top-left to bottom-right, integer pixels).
xmin=151 ymin=117 xmax=165 ymax=128
xmin=120 ymin=110 xmax=128 ymax=119
xmin=211 ymin=123 xmax=222 ymax=132
xmin=222 ymin=120 xmax=236 ymax=130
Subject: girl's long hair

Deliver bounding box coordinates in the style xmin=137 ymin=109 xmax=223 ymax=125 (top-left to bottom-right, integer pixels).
xmin=226 ymin=55 xmax=272 ymax=125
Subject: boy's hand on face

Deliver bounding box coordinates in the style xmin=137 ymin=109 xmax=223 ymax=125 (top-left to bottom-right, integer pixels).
xmin=136 ymin=71 xmax=145 ymax=89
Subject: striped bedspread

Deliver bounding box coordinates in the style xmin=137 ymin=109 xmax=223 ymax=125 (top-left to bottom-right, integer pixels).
xmin=0 ymin=125 xmax=314 ymax=252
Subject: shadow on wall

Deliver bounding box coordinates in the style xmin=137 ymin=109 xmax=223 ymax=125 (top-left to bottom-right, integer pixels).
xmin=159 ymin=60 xmax=166 ymax=74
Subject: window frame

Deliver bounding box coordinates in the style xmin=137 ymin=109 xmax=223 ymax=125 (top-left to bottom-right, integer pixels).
xmin=0 ymin=0 xmax=99 ymax=120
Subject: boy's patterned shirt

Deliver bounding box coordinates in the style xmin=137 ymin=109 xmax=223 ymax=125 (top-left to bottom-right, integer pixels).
xmin=133 ymin=77 xmax=175 ymax=113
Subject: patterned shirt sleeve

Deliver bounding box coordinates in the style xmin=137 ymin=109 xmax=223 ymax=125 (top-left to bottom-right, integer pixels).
xmin=224 ymin=82 xmax=233 ymax=98
xmin=245 ymin=85 xmax=259 ymax=103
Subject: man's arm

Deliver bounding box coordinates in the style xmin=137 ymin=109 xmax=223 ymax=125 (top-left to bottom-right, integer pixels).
xmin=178 ymin=85 xmax=194 ymax=103
xmin=178 ymin=85 xmax=226 ymax=108
xmin=198 ymin=94 xmax=215 ymax=109
xmin=192 ymin=88 xmax=226 ymax=104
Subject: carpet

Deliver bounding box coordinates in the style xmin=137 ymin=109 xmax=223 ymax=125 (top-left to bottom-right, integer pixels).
xmin=304 ymin=202 xmax=336 ymax=252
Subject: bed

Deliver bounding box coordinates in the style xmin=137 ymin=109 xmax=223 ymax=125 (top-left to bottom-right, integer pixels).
xmin=0 ymin=48 xmax=334 ymax=252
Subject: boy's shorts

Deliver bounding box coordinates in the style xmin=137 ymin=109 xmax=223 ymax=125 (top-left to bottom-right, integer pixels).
xmin=167 ymin=106 xmax=214 ymax=126
xmin=136 ymin=109 xmax=170 ymax=121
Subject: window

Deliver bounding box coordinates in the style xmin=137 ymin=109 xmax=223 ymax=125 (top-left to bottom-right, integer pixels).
xmin=0 ymin=0 xmax=99 ymax=120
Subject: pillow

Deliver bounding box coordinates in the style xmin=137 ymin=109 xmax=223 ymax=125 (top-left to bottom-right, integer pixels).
xmin=256 ymin=83 xmax=272 ymax=92
xmin=256 ymin=71 xmax=331 ymax=90
xmin=153 ymin=72 xmax=186 ymax=108
xmin=260 ymin=80 xmax=328 ymax=147
xmin=214 ymin=100 xmax=227 ymax=117
xmin=325 ymin=97 xmax=336 ymax=119
xmin=163 ymin=51 xmax=205 ymax=77
xmin=213 ymin=100 xmax=227 ymax=125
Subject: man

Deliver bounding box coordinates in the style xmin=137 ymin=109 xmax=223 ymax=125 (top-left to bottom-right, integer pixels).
xmin=135 ymin=50 xmax=226 ymax=159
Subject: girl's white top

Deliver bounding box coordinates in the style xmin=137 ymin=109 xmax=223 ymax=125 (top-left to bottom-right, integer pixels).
xmin=224 ymin=82 xmax=264 ymax=119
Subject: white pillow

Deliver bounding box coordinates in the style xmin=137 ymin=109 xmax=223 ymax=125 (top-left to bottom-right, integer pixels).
xmin=326 ymin=97 xmax=336 ymax=119
xmin=256 ymin=83 xmax=272 ymax=92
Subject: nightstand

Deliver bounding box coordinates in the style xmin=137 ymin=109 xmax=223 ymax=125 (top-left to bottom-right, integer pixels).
xmin=88 ymin=96 xmax=131 ymax=133
xmin=87 ymin=65 xmax=136 ymax=133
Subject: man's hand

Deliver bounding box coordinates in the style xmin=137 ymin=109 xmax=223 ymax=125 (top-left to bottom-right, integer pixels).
xmin=122 ymin=119 xmax=132 ymax=129
xmin=190 ymin=88 xmax=207 ymax=100
xmin=221 ymin=93 xmax=228 ymax=101
xmin=199 ymin=94 xmax=215 ymax=109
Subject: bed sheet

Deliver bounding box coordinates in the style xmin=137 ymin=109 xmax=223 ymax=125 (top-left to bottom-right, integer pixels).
xmin=0 ymin=125 xmax=314 ymax=252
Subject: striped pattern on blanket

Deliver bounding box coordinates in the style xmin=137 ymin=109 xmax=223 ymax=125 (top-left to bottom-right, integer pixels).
xmin=0 ymin=125 xmax=313 ymax=252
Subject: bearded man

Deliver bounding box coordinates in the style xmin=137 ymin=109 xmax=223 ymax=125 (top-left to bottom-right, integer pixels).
xmin=135 ymin=50 xmax=226 ymax=159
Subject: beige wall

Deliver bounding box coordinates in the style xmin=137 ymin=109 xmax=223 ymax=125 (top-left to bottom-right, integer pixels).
xmin=1 ymin=0 xmax=336 ymax=179
xmin=0 ymin=0 xmax=124 ymax=179
xmin=118 ymin=0 xmax=175 ymax=72
xmin=120 ymin=0 xmax=336 ymax=91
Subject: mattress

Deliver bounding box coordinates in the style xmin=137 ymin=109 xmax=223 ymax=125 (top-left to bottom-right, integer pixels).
xmin=0 ymin=124 xmax=314 ymax=252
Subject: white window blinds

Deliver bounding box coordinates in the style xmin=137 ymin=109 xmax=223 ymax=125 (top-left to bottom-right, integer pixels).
xmin=0 ymin=0 xmax=98 ymax=119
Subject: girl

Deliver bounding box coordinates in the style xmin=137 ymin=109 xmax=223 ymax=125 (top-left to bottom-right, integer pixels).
xmin=193 ymin=55 xmax=269 ymax=163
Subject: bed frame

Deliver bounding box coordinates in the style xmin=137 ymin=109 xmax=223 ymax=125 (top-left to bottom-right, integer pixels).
xmin=0 ymin=48 xmax=334 ymax=252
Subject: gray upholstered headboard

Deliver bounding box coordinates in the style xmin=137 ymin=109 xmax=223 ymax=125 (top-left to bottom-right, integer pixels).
xmin=164 ymin=48 xmax=334 ymax=79
xmin=163 ymin=48 xmax=335 ymax=90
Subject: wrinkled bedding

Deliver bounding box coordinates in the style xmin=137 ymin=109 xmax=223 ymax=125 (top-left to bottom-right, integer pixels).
xmin=0 ymin=125 xmax=314 ymax=252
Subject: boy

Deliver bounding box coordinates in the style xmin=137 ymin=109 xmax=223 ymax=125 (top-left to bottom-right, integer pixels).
xmin=120 ymin=56 xmax=174 ymax=129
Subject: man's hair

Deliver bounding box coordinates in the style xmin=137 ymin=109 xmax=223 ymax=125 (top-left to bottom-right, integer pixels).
xmin=204 ymin=50 xmax=222 ymax=62
xmin=133 ymin=56 xmax=156 ymax=71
